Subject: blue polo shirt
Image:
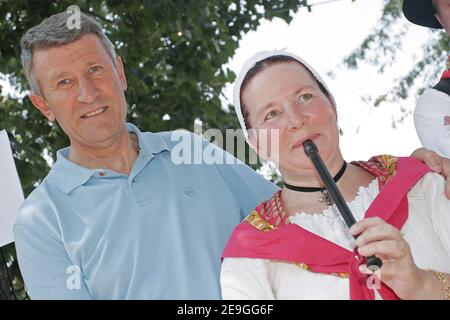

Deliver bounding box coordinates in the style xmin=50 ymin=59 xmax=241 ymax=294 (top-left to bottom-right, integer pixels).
xmin=14 ymin=123 xmax=277 ymax=299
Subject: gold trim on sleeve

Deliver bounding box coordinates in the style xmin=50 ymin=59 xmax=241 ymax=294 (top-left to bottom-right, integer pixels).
xmin=244 ymin=210 xmax=275 ymax=232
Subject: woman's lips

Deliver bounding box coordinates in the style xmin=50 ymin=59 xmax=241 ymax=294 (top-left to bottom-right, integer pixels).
xmin=292 ymin=134 xmax=319 ymax=149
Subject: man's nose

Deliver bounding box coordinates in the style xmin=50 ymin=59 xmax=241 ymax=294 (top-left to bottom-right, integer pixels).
xmin=77 ymin=77 xmax=99 ymax=104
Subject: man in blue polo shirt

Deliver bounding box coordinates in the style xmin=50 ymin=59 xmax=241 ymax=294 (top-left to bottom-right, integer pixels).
xmin=14 ymin=11 xmax=277 ymax=299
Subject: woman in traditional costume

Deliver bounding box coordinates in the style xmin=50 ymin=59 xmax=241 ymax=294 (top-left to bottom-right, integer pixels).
xmin=221 ymin=51 xmax=450 ymax=300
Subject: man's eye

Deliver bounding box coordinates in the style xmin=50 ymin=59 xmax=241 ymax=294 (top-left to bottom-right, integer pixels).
xmin=57 ymin=79 xmax=71 ymax=87
xmin=298 ymin=93 xmax=313 ymax=103
xmin=89 ymin=66 xmax=103 ymax=73
xmin=265 ymin=110 xmax=279 ymax=120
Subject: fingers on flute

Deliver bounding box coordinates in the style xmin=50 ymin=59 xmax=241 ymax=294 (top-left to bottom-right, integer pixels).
xmin=357 ymin=240 xmax=406 ymax=259
xmin=350 ymin=217 xmax=385 ymax=237
xmin=359 ymin=264 xmax=376 ymax=275
xmin=354 ymin=223 xmax=400 ymax=247
xmin=358 ymin=261 xmax=395 ymax=280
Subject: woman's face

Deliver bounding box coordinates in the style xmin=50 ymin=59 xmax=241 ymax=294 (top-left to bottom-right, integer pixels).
xmin=242 ymin=61 xmax=340 ymax=175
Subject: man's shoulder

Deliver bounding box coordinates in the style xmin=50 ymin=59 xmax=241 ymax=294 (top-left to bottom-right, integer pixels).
xmin=142 ymin=130 xmax=180 ymax=140
xmin=140 ymin=129 xmax=242 ymax=164
xmin=139 ymin=129 xmax=199 ymax=150
xmin=15 ymin=177 xmax=58 ymax=228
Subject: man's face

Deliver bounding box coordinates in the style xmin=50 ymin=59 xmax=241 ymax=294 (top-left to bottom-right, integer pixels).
xmin=30 ymin=33 xmax=128 ymax=149
xmin=435 ymin=0 xmax=450 ymax=35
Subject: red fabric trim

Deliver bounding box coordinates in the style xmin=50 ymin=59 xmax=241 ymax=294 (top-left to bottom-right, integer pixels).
xmin=442 ymin=70 xmax=450 ymax=79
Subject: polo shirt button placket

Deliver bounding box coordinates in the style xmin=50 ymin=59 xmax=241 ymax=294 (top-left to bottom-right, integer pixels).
xmin=129 ymin=177 xmax=137 ymax=203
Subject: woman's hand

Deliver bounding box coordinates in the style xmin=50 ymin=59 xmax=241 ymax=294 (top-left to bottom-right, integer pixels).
xmin=350 ymin=217 xmax=427 ymax=300
xmin=411 ymin=148 xmax=450 ymax=199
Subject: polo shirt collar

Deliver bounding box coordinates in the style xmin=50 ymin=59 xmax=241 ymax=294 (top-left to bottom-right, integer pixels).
xmin=48 ymin=123 xmax=170 ymax=194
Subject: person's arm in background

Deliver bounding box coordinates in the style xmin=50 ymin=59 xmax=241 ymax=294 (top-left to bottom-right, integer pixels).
xmin=414 ymin=88 xmax=450 ymax=159
xmin=411 ymin=146 xmax=450 ymax=198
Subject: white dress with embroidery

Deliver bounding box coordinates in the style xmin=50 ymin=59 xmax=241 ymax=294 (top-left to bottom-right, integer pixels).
xmin=220 ymin=173 xmax=450 ymax=300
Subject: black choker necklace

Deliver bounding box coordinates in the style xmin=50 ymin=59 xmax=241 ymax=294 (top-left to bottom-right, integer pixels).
xmin=283 ymin=161 xmax=347 ymax=206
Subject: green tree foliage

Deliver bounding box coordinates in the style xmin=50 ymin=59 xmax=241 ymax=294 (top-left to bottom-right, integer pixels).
xmin=342 ymin=0 xmax=449 ymax=108
xmin=0 ymin=0 xmax=305 ymax=299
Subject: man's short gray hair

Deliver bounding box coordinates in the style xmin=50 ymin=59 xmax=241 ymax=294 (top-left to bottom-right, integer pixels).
xmin=20 ymin=11 xmax=117 ymax=95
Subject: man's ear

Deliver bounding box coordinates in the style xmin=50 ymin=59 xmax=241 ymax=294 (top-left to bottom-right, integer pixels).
xmin=115 ymin=56 xmax=128 ymax=91
xmin=29 ymin=94 xmax=55 ymax=122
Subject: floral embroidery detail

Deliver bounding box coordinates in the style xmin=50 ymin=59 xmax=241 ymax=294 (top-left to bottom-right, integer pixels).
xmin=293 ymin=262 xmax=311 ymax=271
xmin=352 ymin=155 xmax=398 ymax=187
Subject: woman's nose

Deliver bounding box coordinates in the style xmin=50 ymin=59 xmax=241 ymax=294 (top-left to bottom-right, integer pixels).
xmin=286 ymin=105 xmax=304 ymax=130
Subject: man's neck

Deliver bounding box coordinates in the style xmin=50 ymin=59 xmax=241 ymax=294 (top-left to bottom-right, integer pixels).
xmin=67 ymin=130 xmax=139 ymax=176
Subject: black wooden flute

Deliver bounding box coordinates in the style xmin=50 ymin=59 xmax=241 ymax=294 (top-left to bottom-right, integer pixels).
xmin=303 ymin=139 xmax=382 ymax=271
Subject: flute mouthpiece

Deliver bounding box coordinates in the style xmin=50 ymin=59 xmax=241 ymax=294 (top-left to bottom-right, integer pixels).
xmin=303 ymin=139 xmax=318 ymax=156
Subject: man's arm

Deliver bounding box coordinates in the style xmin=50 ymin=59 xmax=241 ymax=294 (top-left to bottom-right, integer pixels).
xmin=14 ymin=223 xmax=92 ymax=299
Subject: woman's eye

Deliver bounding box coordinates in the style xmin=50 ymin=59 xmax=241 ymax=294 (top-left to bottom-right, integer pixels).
xmin=265 ymin=110 xmax=279 ymax=120
xmin=57 ymin=79 xmax=71 ymax=87
xmin=298 ymin=93 xmax=313 ymax=103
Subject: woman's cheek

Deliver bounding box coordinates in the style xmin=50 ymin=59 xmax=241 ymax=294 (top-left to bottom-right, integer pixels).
xmin=266 ymin=124 xmax=285 ymax=165
xmin=252 ymin=124 xmax=280 ymax=163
